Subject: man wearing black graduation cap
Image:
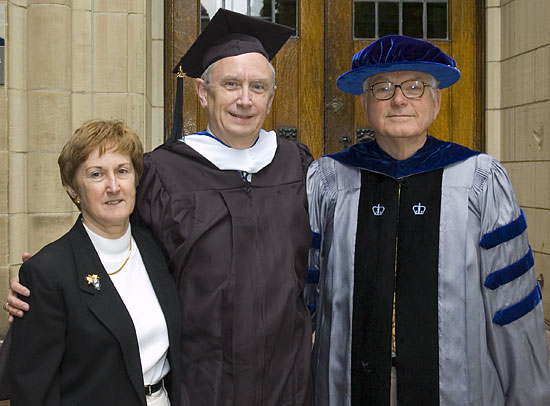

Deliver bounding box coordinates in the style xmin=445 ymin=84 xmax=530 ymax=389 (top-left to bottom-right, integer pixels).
xmin=306 ymin=35 xmax=550 ymax=405
xmin=5 ymin=9 xmax=314 ymax=406
xmin=134 ymin=9 xmax=313 ymax=406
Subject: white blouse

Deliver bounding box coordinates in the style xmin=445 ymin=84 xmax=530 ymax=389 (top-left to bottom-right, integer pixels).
xmin=83 ymin=223 xmax=170 ymax=385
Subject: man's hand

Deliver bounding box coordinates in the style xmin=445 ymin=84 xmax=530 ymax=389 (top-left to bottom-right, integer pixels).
xmin=3 ymin=253 xmax=33 ymax=323
xmin=6 ymin=276 xmax=30 ymax=323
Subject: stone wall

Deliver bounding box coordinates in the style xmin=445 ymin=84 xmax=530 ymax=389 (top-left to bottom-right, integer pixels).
xmin=486 ymin=0 xmax=550 ymax=323
xmin=0 ymin=0 xmax=163 ymax=337
xmin=0 ymin=0 xmax=7 ymax=339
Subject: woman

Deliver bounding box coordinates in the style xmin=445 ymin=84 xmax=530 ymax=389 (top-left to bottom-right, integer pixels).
xmin=8 ymin=120 xmax=181 ymax=406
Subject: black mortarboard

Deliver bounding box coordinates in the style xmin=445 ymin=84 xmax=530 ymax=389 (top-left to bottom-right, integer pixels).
xmin=167 ymin=9 xmax=294 ymax=144
xmin=173 ymin=8 xmax=295 ymax=78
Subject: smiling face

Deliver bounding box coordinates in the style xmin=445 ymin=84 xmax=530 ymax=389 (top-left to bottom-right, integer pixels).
xmin=195 ymin=52 xmax=275 ymax=149
xmin=360 ymin=70 xmax=441 ymax=158
xmin=66 ymin=147 xmax=136 ymax=239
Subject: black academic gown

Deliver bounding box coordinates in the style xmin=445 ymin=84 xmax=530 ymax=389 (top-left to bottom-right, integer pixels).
xmin=135 ymin=137 xmax=313 ymax=406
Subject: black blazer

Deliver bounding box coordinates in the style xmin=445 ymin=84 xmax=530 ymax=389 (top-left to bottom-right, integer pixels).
xmin=8 ymin=217 xmax=181 ymax=406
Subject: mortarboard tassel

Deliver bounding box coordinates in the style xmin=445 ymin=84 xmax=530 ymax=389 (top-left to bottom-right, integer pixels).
xmin=166 ymin=66 xmax=185 ymax=145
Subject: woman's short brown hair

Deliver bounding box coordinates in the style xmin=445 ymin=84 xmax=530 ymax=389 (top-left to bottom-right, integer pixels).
xmin=58 ymin=119 xmax=144 ymax=193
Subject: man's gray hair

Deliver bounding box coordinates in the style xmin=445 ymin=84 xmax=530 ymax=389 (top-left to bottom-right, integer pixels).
xmin=201 ymin=58 xmax=277 ymax=89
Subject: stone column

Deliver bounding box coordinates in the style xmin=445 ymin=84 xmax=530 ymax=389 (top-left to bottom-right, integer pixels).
xmin=493 ymin=0 xmax=550 ymax=320
xmin=0 ymin=0 xmax=8 ymax=337
xmin=0 ymin=0 xmax=162 ymax=337
xmin=26 ymin=0 xmax=74 ymax=256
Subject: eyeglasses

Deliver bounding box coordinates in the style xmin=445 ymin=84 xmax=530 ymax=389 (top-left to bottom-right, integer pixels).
xmin=367 ymin=80 xmax=432 ymax=100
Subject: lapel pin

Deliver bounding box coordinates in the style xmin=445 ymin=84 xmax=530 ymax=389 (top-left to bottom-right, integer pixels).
xmin=86 ymin=274 xmax=101 ymax=291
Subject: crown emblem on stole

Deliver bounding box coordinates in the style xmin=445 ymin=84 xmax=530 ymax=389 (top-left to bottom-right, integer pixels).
xmin=372 ymin=204 xmax=385 ymax=216
xmin=412 ymin=202 xmax=426 ymax=215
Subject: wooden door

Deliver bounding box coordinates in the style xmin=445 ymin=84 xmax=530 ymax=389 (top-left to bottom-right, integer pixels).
xmin=165 ymin=0 xmax=483 ymax=159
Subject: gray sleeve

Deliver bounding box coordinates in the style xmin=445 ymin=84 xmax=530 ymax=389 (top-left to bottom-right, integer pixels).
xmin=477 ymin=156 xmax=550 ymax=405
xmin=305 ymin=159 xmax=337 ymax=331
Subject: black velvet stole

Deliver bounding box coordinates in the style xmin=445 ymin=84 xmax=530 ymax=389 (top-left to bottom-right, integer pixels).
xmin=351 ymin=169 xmax=443 ymax=405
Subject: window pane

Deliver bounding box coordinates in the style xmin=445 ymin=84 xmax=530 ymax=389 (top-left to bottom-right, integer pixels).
xmin=379 ymin=2 xmax=399 ymax=37
xmin=230 ymin=0 xmax=248 ymax=15
xmin=200 ymin=2 xmax=218 ymax=32
xmin=354 ymin=1 xmax=375 ymax=39
xmin=427 ymin=3 xmax=447 ymax=39
xmin=275 ymin=0 xmax=297 ymax=29
xmin=251 ymin=0 xmax=264 ymax=16
xmin=257 ymin=0 xmax=273 ymax=21
xmin=402 ymin=2 xmax=423 ymax=38
xmin=200 ymin=1 xmax=297 ymax=32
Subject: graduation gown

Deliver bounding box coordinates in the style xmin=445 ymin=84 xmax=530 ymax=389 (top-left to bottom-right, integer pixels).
xmin=306 ymin=136 xmax=550 ymax=405
xmin=135 ymin=136 xmax=313 ymax=406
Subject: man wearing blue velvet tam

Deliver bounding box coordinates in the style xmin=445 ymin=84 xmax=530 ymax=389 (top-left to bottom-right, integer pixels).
xmin=306 ymin=35 xmax=550 ymax=405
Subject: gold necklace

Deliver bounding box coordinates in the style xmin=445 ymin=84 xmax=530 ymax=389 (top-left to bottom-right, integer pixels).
xmin=108 ymin=238 xmax=132 ymax=276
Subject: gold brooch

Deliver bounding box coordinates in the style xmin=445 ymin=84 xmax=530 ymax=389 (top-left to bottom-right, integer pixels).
xmin=86 ymin=274 xmax=101 ymax=291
